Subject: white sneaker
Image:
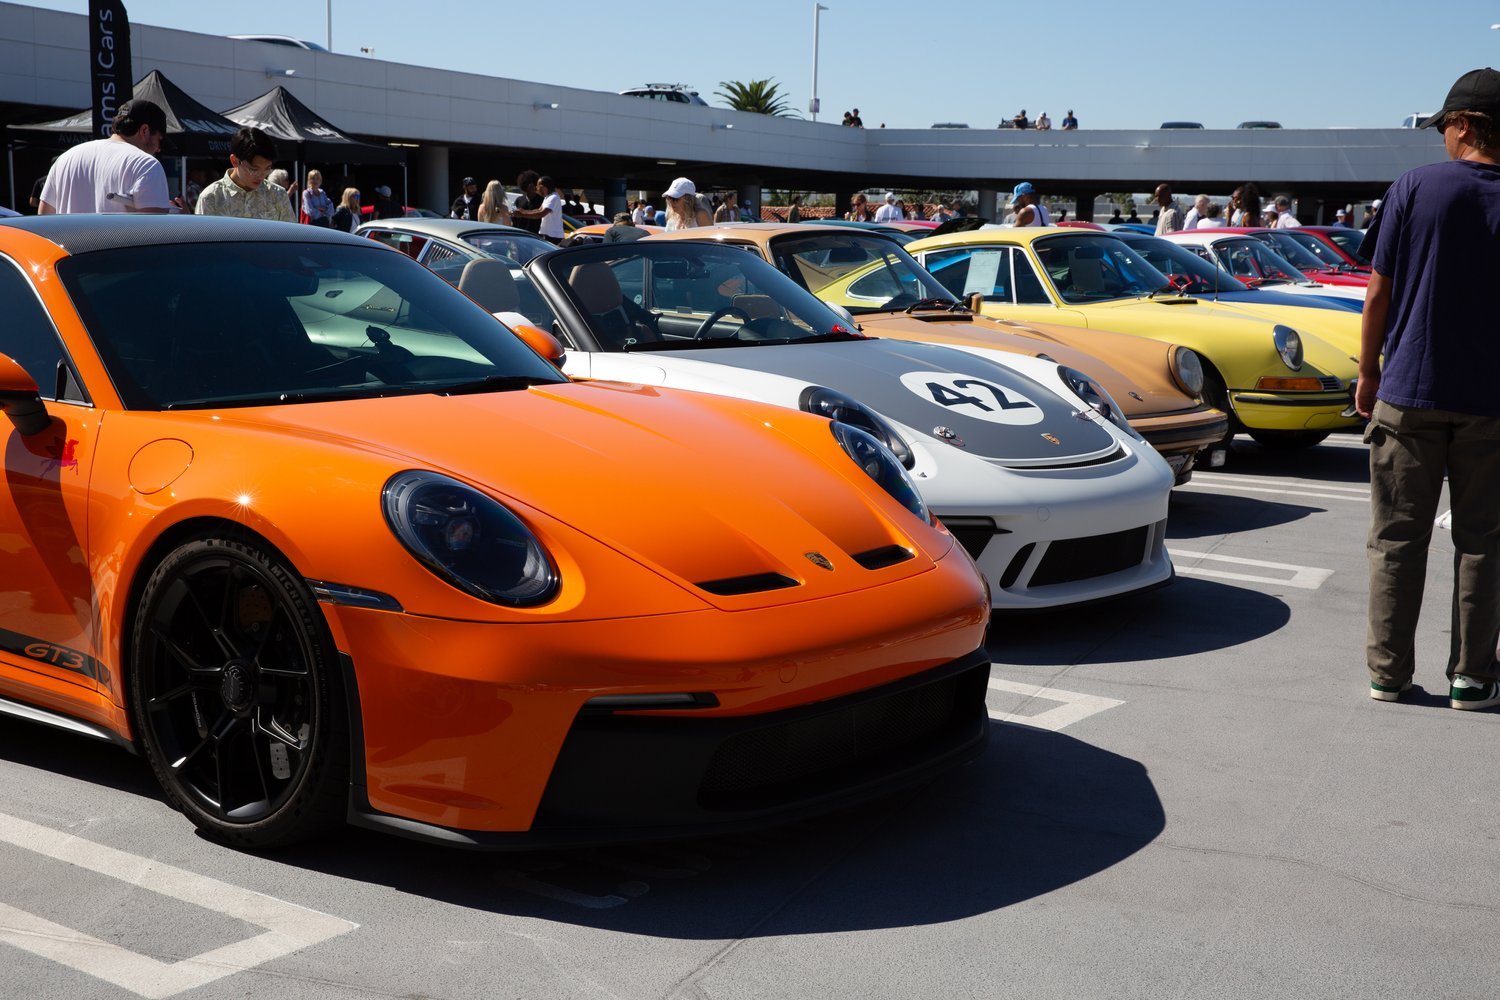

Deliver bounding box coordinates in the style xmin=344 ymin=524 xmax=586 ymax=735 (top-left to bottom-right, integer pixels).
xmin=1450 ymin=674 xmax=1500 ymax=711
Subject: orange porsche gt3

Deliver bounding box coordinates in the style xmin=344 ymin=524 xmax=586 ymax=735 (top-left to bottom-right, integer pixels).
xmin=0 ymin=217 xmax=990 ymax=850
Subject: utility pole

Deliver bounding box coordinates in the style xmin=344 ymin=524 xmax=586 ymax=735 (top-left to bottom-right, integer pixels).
xmin=810 ymin=4 xmax=828 ymax=121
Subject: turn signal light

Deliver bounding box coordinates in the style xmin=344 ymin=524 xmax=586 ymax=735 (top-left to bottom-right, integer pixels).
xmin=1255 ymin=377 xmax=1326 ymax=392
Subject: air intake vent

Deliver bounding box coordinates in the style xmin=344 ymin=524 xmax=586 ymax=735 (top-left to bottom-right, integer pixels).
xmin=940 ymin=516 xmax=1010 ymax=560
xmin=696 ymin=572 xmax=800 ymax=596
xmin=1318 ymin=376 xmax=1343 ymax=391
xmin=851 ymin=544 xmax=915 ymax=570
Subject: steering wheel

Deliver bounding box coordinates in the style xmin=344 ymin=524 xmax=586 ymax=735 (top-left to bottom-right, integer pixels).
xmin=693 ymin=305 xmax=753 ymax=340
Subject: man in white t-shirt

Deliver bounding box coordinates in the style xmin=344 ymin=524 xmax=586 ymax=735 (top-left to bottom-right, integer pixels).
xmin=1272 ymin=195 xmax=1302 ymax=228
xmin=873 ymin=192 xmax=903 ymax=222
xmin=537 ymin=175 xmax=565 ymax=243
xmin=39 ymin=100 xmax=175 ymax=214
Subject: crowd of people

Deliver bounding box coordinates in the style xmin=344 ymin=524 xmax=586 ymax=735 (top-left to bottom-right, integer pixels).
xmin=1001 ymin=109 xmax=1079 ymax=130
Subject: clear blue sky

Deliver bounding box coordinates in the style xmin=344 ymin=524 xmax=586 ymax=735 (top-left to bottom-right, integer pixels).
xmin=18 ymin=0 xmax=1500 ymax=128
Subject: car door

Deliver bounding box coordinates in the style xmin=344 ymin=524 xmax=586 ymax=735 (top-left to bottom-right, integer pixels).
xmin=0 ymin=257 xmax=105 ymax=692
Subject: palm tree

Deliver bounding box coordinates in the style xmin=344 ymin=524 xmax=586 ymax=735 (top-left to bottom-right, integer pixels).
xmin=715 ymin=78 xmax=798 ymax=117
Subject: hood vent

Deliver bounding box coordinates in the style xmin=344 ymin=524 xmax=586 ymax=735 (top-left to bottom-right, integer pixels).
xmin=851 ymin=544 xmax=916 ymax=571
xmin=696 ymin=572 xmax=800 ymax=596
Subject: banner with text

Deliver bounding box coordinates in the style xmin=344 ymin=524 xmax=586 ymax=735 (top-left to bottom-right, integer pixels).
xmin=88 ymin=0 xmax=132 ymax=140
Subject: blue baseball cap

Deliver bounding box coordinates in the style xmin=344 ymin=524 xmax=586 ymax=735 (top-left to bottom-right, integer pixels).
xmin=1012 ymin=181 xmax=1035 ymax=201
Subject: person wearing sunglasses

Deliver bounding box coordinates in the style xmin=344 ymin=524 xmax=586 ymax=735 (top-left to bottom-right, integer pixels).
xmin=194 ymin=126 xmax=295 ymax=222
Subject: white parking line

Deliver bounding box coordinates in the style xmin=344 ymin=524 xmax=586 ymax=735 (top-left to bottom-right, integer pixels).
xmin=987 ymin=679 xmax=1123 ymax=731
xmin=0 ymin=812 xmax=356 ymax=999
xmin=1190 ymin=472 xmax=1370 ymax=495
xmin=1182 ymin=475 xmax=1369 ymax=503
xmin=1170 ymin=549 xmax=1334 ymax=590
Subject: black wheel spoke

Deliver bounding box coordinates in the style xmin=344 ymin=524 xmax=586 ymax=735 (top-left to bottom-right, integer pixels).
xmin=259 ymin=713 xmax=308 ymax=752
xmin=151 ymin=626 xmax=218 ymax=680
xmin=257 ymin=663 xmax=308 ymax=679
xmin=146 ymin=681 xmax=200 ymax=710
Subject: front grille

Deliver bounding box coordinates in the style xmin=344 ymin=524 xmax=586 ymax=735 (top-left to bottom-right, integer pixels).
xmin=697 ymin=661 xmax=989 ymax=811
xmin=941 ymin=516 xmax=1010 ymax=561
xmin=1029 ymin=524 xmax=1150 ymax=588
xmin=1318 ymin=375 xmax=1344 ymax=391
xmin=697 ymin=572 xmax=799 ymax=596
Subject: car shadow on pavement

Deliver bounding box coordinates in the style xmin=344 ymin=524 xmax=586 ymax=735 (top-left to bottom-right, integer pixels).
xmin=1226 ymin=435 xmax=1371 ymax=484
xmin=264 ymin=721 xmax=1164 ymax=937
xmin=1167 ymin=489 xmax=1323 ymax=538
xmin=989 ymin=576 xmax=1289 ymax=665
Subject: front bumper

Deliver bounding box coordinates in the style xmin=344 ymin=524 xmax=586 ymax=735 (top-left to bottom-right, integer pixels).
xmin=347 ymin=648 xmax=992 ymax=849
xmin=1229 ymin=390 xmax=1362 ymax=431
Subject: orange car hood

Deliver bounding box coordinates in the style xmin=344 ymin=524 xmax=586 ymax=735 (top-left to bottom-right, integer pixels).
xmin=858 ymin=311 xmax=1193 ymax=416
xmin=216 ymin=380 xmax=938 ymax=604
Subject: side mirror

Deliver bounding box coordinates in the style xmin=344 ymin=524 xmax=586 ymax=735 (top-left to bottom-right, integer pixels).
xmin=967 ymin=291 xmax=984 ymax=312
xmin=0 ymin=354 xmax=50 ymax=436
xmin=509 ymin=323 xmax=567 ymax=368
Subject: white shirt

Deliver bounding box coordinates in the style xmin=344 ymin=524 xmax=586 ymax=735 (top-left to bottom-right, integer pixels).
xmin=40 ymin=138 xmax=171 ymax=214
xmin=1182 ymin=206 xmax=1203 ymax=230
xmin=1275 ymin=211 xmax=1302 ymax=229
xmin=539 ymin=191 xmax=564 ymax=238
xmin=631 ymin=206 xmax=646 ymax=225
xmin=1196 ymin=217 xmax=1226 ymax=228
xmin=874 ymin=202 xmax=902 ymax=222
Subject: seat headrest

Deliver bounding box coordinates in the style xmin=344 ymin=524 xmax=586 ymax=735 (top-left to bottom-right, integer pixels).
xmin=568 ymin=262 xmax=624 ymax=314
xmin=457 ymin=258 xmax=519 ymax=314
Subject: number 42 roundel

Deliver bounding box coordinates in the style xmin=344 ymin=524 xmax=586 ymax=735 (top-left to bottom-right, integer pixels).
xmin=898 ymin=371 xmax=1045 ymax=426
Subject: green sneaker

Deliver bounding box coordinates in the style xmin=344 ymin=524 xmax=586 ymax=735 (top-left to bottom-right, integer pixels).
xmin=1369 ymin=680 xmax=1412 ymax=702
xmin=1449 ymin=675 xmax=1500 ymax=711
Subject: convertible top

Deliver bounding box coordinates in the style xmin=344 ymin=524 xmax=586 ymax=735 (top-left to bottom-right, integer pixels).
xmin=0 ymin=215 xmax=367 ymax=255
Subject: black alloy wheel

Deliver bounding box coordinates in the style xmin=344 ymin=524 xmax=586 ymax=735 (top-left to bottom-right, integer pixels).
xmin=130 ymin=533 xmax=348 ymax=848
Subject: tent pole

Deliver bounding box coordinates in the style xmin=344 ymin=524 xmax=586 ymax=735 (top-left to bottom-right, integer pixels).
xmin=7 ymin=143 xmax=16 ymax=212
xmin=402 ymin=162 xmax=408 ymax=209
xmin=179 ymin=157 xmax=186 ymax=210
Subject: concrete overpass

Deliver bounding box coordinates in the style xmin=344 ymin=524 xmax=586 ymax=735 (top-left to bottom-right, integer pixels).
xmin=0 ymin=1 xmax=1444 ymax=219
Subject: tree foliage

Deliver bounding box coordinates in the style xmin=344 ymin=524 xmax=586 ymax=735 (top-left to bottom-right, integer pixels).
xmin=715 ymin=78 xmax=798 ymax=117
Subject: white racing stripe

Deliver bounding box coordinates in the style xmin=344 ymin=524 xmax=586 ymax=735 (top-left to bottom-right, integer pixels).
xmin=0 ymin=812 xmax=357 ymax=998
xmin=987 ymin=679 xmax=1123 ymax=731
xmin=1170 ymin=549 xmax=1334 ymax=590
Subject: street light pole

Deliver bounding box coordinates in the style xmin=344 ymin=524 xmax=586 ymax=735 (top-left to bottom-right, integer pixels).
xmin=327 ymin=0 xmax=333 ymax=51
xmin=810 ymin=3 xmax=828 ymax=122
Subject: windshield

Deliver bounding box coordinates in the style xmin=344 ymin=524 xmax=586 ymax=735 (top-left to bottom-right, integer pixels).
xmin=534 ymin=241 xmax=857 ymax=352
xmin=767 ymin=233 xmax=956 ymax=313
xmin=1256 ymin=232 xmax=1339 ymax=273
xmin=1325 ymin=227 xmax=1372 ymax=265
xmin=461 ymin=230 xmax=553 ymax=265
xmin=1270 ymin=230 xmax=1350 ymax=271
xmin=1209 ymin=238 xmax=1311 ymax=285
xmin=1029 ymin=234 xmax=1175 ymax=302
xmin=58 ymin=241 xmax=566 ymax=409
xmin=1114 ymin=235 xmax=1246 ymax=295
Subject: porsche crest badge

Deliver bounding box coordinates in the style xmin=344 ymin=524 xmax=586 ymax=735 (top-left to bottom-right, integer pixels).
xmin=1041 ymin=433 xmax=1061 ymax=445
xmin=804 ymin=552 xmax=834 ymax=571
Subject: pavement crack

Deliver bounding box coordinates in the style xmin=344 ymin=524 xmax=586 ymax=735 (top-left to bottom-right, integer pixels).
xmin=1151 ymin=838 xmax=1500 ymax=914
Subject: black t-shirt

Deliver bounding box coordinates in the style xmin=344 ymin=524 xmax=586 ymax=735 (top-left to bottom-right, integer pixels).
xmin=449 ymin=193 xmax=479 ymax=220
xmin=512 ymin=191 xmax=542 ymax=233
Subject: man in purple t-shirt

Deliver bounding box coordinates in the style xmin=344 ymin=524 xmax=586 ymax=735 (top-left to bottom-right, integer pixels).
xmin=1357 ymin=67 xmax=1500 ymax=711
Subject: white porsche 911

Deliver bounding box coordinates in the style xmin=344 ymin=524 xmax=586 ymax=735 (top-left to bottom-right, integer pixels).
xmin=467 ymin=239 xmax=1176 ymax=612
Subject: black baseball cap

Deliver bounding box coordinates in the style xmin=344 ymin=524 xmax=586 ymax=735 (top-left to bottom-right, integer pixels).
xmin=462 ymin=176 xmax=477 ymax=186
xmin=1418 ymin=68 xmax=1500 ymax=128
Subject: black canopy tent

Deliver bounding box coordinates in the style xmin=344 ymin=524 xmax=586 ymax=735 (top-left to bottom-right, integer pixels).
xmin=221 ymin=87 xmax=407 ymax=204
xmin=7 ymin=70 xmax=241 ymax=207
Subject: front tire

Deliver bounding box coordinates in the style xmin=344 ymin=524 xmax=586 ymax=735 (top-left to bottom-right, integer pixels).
xmin=129 ymin=533 xmax=348 ymax=849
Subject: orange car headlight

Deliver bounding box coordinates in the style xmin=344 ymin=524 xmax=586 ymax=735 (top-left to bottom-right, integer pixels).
xmin=383 ymin=470 xmax=559 ymax=606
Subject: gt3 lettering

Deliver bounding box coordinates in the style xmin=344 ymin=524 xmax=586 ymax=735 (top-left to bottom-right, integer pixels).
xmin=23 ymin=642 xmax=87 ymax=673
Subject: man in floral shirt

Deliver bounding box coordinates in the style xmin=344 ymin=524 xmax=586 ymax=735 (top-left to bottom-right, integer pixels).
xmin=195 ymin=127 xmax=295 ymax=222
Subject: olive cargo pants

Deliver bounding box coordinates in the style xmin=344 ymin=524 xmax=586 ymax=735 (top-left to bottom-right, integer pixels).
xmin=1366 ymin=400 xmax=1500 ymax=686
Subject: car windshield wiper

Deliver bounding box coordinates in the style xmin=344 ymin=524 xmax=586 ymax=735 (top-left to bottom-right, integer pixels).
xmin=902 ymin=296 xmax=964 ymax=313
xmin=162 ymin=386 xmax=432 ymax=409
xmin=435 ymin=374 xmax=561 ymax=395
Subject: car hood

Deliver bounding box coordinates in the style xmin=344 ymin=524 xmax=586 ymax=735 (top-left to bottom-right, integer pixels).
xmin=628 ymin=339 xmax=1119 ymax=465
xmin=1065 ymin=297 xmax=1359 ymax=373
xmin=221 ymin=381 xmax=945 ymax=607
xmin=855 ymin=310 xmax=1194 ymax=416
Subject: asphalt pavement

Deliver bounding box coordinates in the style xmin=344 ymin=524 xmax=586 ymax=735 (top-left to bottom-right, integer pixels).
xmin=2 ymin=432 xmax=1497 ymax=1000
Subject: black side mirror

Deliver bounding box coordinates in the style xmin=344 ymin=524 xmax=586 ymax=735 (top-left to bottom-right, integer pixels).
xmin=0 ymin=354 xmax=50 ymax=436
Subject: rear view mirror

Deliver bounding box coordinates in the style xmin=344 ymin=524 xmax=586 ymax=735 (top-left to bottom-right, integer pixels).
xmin=967 ymin=292 xmax=984 ymax=312
xmin=0 ymin=354 xmax=50 ymax=436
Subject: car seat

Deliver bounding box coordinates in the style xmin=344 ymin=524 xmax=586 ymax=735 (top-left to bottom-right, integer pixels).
xmin=457 ymin=258 xmax=520 ymax=314
xmin=566 ymin=262 xmax=660 ymax=348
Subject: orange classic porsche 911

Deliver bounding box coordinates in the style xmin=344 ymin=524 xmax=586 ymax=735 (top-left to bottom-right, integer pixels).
xmin=0 ymin=216 xmax=990 ymax=850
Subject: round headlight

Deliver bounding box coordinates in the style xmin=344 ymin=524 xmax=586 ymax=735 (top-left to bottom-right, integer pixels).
xmin=1171 ymin=346 xmax=1206 ymax=397
xmin=1059 ymin=365 xmax=1141 ymax=439
xmin=801 ymin=386 xmax=914 ymax=469
xmin=830 ymin=422 xmax=930 ymax=524
xmin=1273 ymin=325 xmax=1304 ymax=371
xmin=382 ymin=470 xmax=558 ymax=606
